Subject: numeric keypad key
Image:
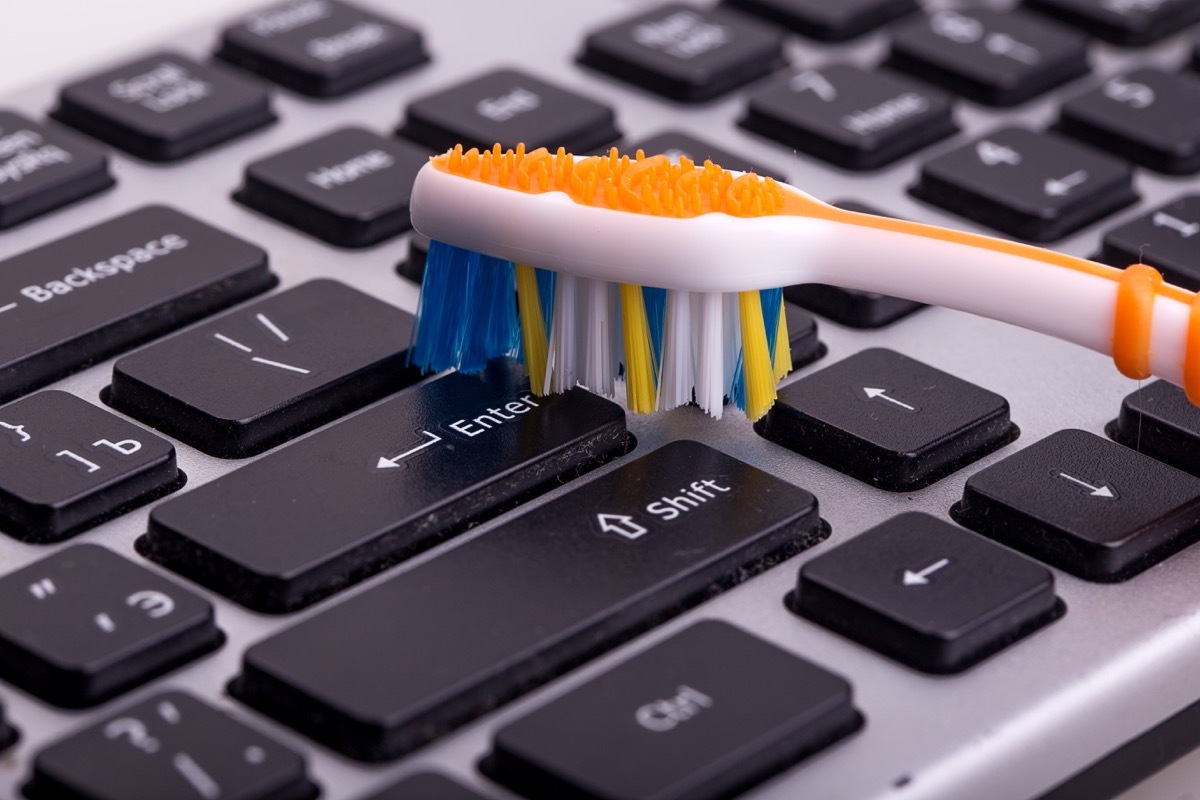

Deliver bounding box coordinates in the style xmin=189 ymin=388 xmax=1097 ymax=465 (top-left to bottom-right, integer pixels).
xmin=578 ymin=4 xmax=785 ymax=102
xmin=1026 ymin=0 xmax=1200 ymax=45
xmin=910 ymin=127 xmax=1137 ymax=241
xmin=888 ymin=9 xmax=1088 ymax=106
xmin=1058 ymin=69 xmax=1200 ymax=174
xmin=741 ymin=64 xmax=956 ymax=170
xmin=25 ymin=691 xmax=317 ymax=800
xmin=0 ymin=545 xmax=222 ymax=707
xmin=0 ymin=391 xmax=180 ymax=543
xmin=1099 ymin=195 xmax=1200 ymax=289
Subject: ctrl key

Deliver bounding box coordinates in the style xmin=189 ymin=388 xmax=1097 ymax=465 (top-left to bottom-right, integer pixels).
xmin=484 ymin=620 xmax=863 ymax=800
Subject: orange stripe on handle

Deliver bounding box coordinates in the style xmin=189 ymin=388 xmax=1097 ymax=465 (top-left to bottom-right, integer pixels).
xmin=1113 ymin=264 xmax=1164 ymax=380
xmin=1187 ymin=293 xmax=1200 ymax=405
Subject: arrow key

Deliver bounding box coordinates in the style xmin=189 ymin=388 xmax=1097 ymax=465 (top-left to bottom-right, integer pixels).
xmin=954 ymin=429 xmax=1200 ymax=581
xmin=911 ymin=127 xmax=1137 ymax=241
xmin=756 ymin=348 xmax=1016 ymax=490
xmin=792 ymin=512 xmax=1063 ymax=673
xmin=1099 ymin=195 xmax=1200 ymax=290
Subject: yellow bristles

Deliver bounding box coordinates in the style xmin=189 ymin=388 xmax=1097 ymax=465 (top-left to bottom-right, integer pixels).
xmin=738 ymin=291 xmax=777 ymax=422
xmin=620 ymin=283 xmax=658 ymax=414
xmin=773 ymin=295 xmax=792 ymax=381
xmin=515 ymin=264 xmax=549 ymax=394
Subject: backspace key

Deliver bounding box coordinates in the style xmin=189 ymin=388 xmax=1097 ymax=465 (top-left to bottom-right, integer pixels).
xmin=0 ymin=204 xmax=274 ymax=402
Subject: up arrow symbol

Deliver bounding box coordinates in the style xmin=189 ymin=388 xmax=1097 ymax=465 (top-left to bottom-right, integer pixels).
xmin=863 ymin=387 xmax=916 ymax=411
xmin=597 ymin=513 xmax=649 ymax=540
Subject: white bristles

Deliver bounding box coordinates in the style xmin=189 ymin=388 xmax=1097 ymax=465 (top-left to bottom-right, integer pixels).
xmin=582 ymin=278 xmax=617 ymax=396
xmin=658 ymin=290 xmax=695 ymax=411
xmin=723 ymin=293 xmax=741 ymax=398
xmin=694 ymin=291 xmax=725 ymax=419
xmin=546 ymin=273 xmax=580 ymax=394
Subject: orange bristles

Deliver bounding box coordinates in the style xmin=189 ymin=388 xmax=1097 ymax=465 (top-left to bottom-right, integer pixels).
xmin=430 ymin=145 xmax=787 ymax=219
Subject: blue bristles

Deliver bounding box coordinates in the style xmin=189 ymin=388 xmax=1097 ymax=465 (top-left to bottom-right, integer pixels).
xmin=643 ymin=286 xmax=667 ymax=372
xmin=536 ymin=267 xmax=556 ymax=332
xmin=409 ymin=241 xmax=521 ymax=374
xmin=760 ymin=287 xmax=783 ymax=360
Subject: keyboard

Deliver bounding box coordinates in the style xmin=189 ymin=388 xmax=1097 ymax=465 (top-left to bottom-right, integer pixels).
xmin=3 ymin=0 xmax=1200 ymax=798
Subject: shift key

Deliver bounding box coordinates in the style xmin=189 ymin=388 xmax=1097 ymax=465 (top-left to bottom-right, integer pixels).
xmin=229 ymin=439 xmax=826 ymax=761
xmin=140 ymin=360 xmax=630 ymax=613
xmin=0 ymin=205 xmax=274 ymax=402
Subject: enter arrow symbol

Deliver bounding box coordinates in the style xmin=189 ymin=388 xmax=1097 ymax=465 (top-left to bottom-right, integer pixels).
xmin=903 ymin=557 xmax=950 ymax=586
xmin=1044 ymin=170 xmax=1088 ymax=197
xmin=376 ymin=430 xmax=442 ymax=468
xmin=863 ymin=387 xmax=916 ymax=411
xmin=1058 ymin=472 xmax=1115 ymax=498
xmin=597 ymin=513 xmax=649 ymax=540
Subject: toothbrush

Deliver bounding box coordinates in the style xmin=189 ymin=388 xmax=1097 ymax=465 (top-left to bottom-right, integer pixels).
xmin=407 ymin=143 xmax=1199 ymax=421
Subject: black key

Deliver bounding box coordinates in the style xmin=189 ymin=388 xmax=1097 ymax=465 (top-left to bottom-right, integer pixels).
xmin=910 ymin=127 xmax=1138 ymax=242
xmin=229 ymin=440 xmax=825 ymax=760
xmin=578 ymin=4 xmax=785 ymax=103
xmin=1026 ymin=0 xmax=1200 ymax=45
xmin=0 ymin=545 xmax=222 ymax=708
xmin=1057 ymin=69 xmax=1200 ymax=175
xmin=139 ymin=361 xmax=628 ymax=612
xmin=793 ymin=512 xmax=1062 ymax=673
xmin=955 ymin=429 xmax=1200 ymax=581
xmin=234 ymin=126 xmax=429 ymax=248
xmin=0 ymin=205 xmax=274 ymax=404
xmin=25 ymin=691 xmax=317 ymax=800
xmin=785 ymin=201 xmax=925 ymax=329
xmin=722 ymin=0 xmax=917 ymax=41
xmin=785 ymin=303 xmax=822 ymax=370
xmin=0 ymin=391 xmax=181 ymax=543
xmin=757 ymin=348 xmax=1016 ymax=490
xmin=629 ymin=130 xmax=781 ymax=178
xmin=398 ymin=67 xmax=620 ymax=153
xmin=0 ymin=111 xmax=113 ymax=229
xmin=1099 ymin=195 xmax=1200 ymax=289
xmin=51 ymin=53 xmax=275 ymax=162
xmin=740 ymin=64 xmax=956 ymax=170
xmin=1109 ymin=380 xmax=1200 ymax=476
xmin=397 ymin=232 xmax=430 ymax=282
xmin=109 ymin=279 xmax=418 ymax=458
xmin=362 ymin=773 xmax=488 ymax=800
xmin=0 ymin=702 xmax=17 ymax=754
xmin=216 ymin=0 xmax=428 ymax=98
xmin=888 ymin=9 xmax=1089 ymax=107
xmin=485 ymin=620 xmax=862 ymax=800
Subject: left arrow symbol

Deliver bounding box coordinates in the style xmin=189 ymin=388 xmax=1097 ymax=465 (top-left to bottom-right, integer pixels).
xmin=376 ymin=430 xmax=442 ymax=468
xmin=597 ymin=513 xmax=649 ymax=540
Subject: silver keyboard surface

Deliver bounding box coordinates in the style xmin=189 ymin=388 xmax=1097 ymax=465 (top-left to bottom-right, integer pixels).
xmin=2 ymin=1 xmax=1200 ymax=798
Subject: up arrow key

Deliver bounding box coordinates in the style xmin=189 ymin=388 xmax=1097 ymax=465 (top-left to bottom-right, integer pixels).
xmin=597 ymin=513 xmax=649 ymax=540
